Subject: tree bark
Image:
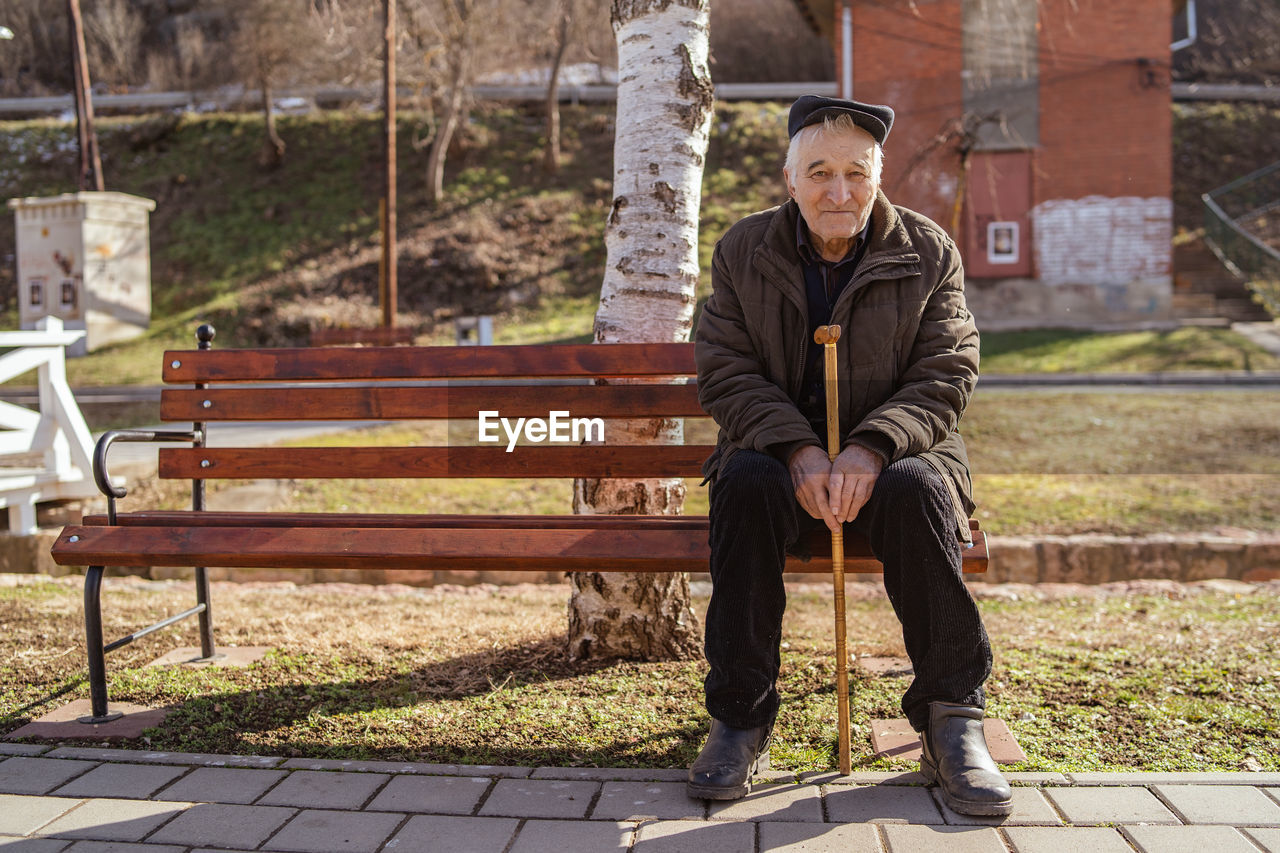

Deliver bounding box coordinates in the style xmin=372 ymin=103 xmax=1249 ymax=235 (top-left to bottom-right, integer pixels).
xmin=259 ymin=74 xmax=285 ymax=169
xmin=567 ymin=0 xmax=714 ymax=663
xmin=543 ymin=8 xmax=570 ymax=174
xmin=426 ymin=0 xmax=473 ymax=204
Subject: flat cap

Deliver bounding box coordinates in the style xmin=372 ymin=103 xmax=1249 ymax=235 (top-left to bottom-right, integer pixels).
xmin=787 ymin=95 xmax=894 ymax=145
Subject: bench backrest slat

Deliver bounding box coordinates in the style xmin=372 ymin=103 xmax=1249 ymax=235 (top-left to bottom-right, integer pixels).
xmin=164 ymin=343 xmax=696 ymax=383
xmin=161 ymin=384 xmax=706 ymax=422
xmin=159 ymin=445 xmax=715 ymax=479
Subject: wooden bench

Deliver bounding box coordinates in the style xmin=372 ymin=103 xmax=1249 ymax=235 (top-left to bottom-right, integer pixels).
xmin=51 ymin=324 xmax=989 ymax=723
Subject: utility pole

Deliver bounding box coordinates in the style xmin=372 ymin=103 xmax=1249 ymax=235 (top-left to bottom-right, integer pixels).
xmin=382 ymin=0 xmax=398 ymax=330
xmin=67 ymin=0 xmax=103 ymax=192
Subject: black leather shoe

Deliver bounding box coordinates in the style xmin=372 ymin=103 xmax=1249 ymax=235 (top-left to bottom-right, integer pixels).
xmin=919 ymin=701 xmax=1013 ymax=816
xmin=686 ymin=719 xmax=772 ymax=800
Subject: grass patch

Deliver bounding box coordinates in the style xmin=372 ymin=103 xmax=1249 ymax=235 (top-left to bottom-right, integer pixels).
xmin=2 ymin=577 xmax=1275 ymax=771
xmin=979 ymin=327 xmax=1280 ymax=374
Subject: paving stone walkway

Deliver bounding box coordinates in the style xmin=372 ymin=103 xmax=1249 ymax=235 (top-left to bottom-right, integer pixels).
xmin=2 ymin=743 xmax=1279 ymax=852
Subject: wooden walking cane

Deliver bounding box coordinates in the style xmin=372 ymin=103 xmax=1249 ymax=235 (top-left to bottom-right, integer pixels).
xmin=814 ymin=324 xmax=852 ymax=775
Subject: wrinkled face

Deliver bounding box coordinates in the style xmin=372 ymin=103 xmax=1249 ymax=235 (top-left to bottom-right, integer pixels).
xmin=783 ymin=126 xmax=880 ymax=249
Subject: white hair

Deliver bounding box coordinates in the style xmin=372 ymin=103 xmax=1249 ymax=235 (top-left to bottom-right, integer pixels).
xmin=785 ymin=113 xmax=884 ymax=181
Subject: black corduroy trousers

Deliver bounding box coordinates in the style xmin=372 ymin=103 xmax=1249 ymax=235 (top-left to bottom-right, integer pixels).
xmin=703 ymin=448 xmax=992 ymax=732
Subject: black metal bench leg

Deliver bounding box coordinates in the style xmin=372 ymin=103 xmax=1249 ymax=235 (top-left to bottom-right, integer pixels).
xmin=195 ymin=566 xmax=215 ymax=659
xmin=81 ymin=566 xmax=123 ymax=724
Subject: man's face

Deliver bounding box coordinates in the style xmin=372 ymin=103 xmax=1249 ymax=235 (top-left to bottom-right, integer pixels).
xmin=784 ymin=127 xmax=879 ymax=249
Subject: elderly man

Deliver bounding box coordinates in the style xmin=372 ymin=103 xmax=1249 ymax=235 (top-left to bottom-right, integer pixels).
xmin=688 ymin=95 xmax=1011 ymax=816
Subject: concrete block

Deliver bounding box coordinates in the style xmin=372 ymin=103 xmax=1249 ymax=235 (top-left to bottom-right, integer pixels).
xmin=0 ymin=838 xmax=71 ymax=852
xmin=0 ymin=795 xmax=82 ymax=835
xmin=50 ymin=763 xmax=186 ymax=799
xmin=280 ymin=757 xmax=529 ymax=778
xmin=1066 ymin=772 xmax=1280 ymax=786
xmin=590 ymin=781 xmax=704 ymax=821
xmin=982 ymin=538 xmax=1037 ymax=584
xmin=706 ymin=784 xmax=822 ymax=823
xmin=1120 ymin=825 xmax=1262 ymax=853
xmin=1043 ymin=786 xmax=1179 ymax=825
xmin=477 ymin=779 xmax=599 ymax=819
xmin=869 ymin=718 xmax=1025 ymax=763
xmin=256 ymin=770 xmax=389 ymax=809
xmin=6 ymin=701 xmax=170 ymax=742
xmin=0 ymin=758 xmax=97 ymax=796
xmin=146 ymin=803 xmax=295 ymax=849
xmin=260 ymin=809 xmax=401 ymax=853
xmin=152 ymin=767 xmax=289 ymax=805
xmin=35 ymin=798 xmax=188 ymax=842
xmin=633 ymin=819 xmax=755 ymax=853
xmin=44 ymin=748 xmax=283 ymax=768
xmin=823 ymin=784 xmax=943 ymax=824
xmin=800 ymin=770 xmax=926 ymax=786
xmin=1153 ymin=784 xmax=1280 ymax=825
xmin=509 ymin=819 xmax=634 ymax=853
xmin=531 ymin=767 xmax=689 ymax=783
xmin=1002 ymin=826 xmax=1140 ymax=853
xmin=383 ymin=815 xmax=519 ymax=853
xmin=60 ymin=843 xmax=185 ymax=853
xmin=364 ymin=774 xmax=491 ymax=815
xmin=0 ymin=745 xmax=51 ymax=756
xmin=145 ymin=646 xmax=271 ymax=669
xmin=1244 ymin=828 xmax=1280 ymax=853
xmin=881 ymin=825 xmax=1006 ymax=852
xmin=757 ymin=822 xmax=882 ymax=852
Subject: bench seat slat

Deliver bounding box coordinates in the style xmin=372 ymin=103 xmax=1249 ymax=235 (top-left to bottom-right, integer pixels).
xmin=159 ymin=446 xmax=716 ymax=479
xmin=161 ymin=384 xmax=706 ymax=421
xmin=58 ymin=515 xmax=988 ymax=573
xmin=164 ymin=343 xmax=696 ymax=383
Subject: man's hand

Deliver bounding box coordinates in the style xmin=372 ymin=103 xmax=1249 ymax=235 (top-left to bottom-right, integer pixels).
xmin=828 ymin=444 xmax=883 ymax=524
xmin=788 ymin=444 xmax=884 ymax=531
xmin=787 ymin=445 xmax=839 ymax=531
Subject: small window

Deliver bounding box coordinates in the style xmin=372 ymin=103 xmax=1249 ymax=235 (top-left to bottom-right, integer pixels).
xmin=29 ymin=278 xmax=44 ymax=308
xmin=60 ymin=280 xmax=77 ymax=310
xmin=987 ymin=222 xmax=1019 ymax=265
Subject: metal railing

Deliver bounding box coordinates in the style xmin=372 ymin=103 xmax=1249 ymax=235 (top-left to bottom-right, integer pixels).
xmin=1202 ymin=160 xmax=1280 ymax=318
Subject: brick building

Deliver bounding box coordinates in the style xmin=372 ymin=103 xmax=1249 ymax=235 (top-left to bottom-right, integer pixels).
xmin=792 ymin=0 xmax=1178 ymax=329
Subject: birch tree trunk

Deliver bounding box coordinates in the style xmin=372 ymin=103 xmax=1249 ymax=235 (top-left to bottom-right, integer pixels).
xmin=567 ymin=0 xmax=713 ymax=662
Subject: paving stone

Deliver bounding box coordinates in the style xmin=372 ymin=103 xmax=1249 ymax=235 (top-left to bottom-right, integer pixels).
xmin=1001 ymin=826 xmax=1136 ymax=853
xmin=0 ymin=745 xmax=51 ymax=757
xmin=1154 ymin=784 xmax=1280 ymax=825
xmin=531 ymin=767 xmax=688 ymax=783
xmin=0 ymin=837 xmax=69 ymax=852
xmin=881 ymin=825 xmax=1006 ymax=852
xmin=45 ymin=748 xmax=283 ymax=769
xmin=0 ymin=759 xmax=97 ymax=795
xmin=758 ymin=821 xmax=882 ymax=852
xmin=508 ymin=819 xmax=634 ymax=852
xmin=151 ymin=766 xmax=288 ymax=804
xmin=589 ymin=781 xmax=704 ymax=821
xmin=476 ymin=779 xmax=598 ymax=819
xmin=1066 ymin=772 xmax=1280 ymax=786
xmin=936 ymin=788 xmax=1062 ymax=826
xmin=1003 ymin=773 xmax=1069 ymax=786
xmin=281 ymin=757 xmax=529 ymax=778
xmin=1043 ymin=785 xmax=1180 ymax=825
xmin=633 ymin=819 xmax=755 ymax=853
xmin=1267 ymin=788 xmax=1280 ymax=806
xmin=823 ymin=784 xmax=944 ymax=824
xmin=870 ymin=718 xmax=1026 ymax=763
xmin=256 ymin=770 xmax=389 ymax=809
xmin=706 ymin=784 xmax=822 ymax=823
xmin=260 ymin=809 xmax=402 ymax=853
xmin=146 ymin=802 xmax=296 ymax=849
xmin=1120 ymin=824 xmax=1262 ymax=853
xmin=383 ymin=814 xmax=520 ymax=853
xmin=61 ymin=842 xmax=186 ymax=853
xmin=35 ymin=799 xmax=188 ymax=842
xmin=0 ymin=795 xmax=83 ymax=835
xmin=50 ymin=764 xmax=187 ymax=800
xmin=7 ymin=702 xmax=170 ymax=742
xmin=1244 ymin=828 xmax=1280 ymax=853
xmin=364 ymin=774 xmax=491 ymax=814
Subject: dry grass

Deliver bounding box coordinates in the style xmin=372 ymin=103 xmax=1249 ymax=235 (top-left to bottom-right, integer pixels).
xmin=3 ymin=575 xmax=1277 ymax=772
